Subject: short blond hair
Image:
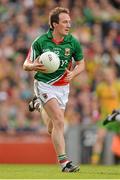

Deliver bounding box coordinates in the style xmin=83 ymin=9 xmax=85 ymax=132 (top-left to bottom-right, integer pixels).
xmin=49 ymin=7 xmax=69 ymax=29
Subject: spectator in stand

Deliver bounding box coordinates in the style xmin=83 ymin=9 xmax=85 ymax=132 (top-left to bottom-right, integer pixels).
xmin=91 ymin=67 xmax=120 ymax=164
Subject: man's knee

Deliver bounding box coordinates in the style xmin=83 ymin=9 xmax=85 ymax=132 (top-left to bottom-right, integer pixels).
xmin=52 ymin=112 xmax=64 ymax=129
xmin=47 ymin=121 xmax=64 ymax=134
xmin=54 ymin=119 xmax=64 ymax=130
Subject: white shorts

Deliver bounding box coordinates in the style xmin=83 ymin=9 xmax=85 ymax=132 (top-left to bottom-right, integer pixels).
xmin=34 ymin=80 xmax=69 ymax=109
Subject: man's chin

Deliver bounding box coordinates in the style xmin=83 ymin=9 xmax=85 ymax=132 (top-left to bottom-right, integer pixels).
xmin=64 ymin=32 xmax=69 ymax=35
xmin=61 ymin=32 xmax=69 ymax=37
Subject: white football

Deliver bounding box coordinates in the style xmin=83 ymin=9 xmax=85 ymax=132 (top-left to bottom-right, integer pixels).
xmin=39 ymin=51 xmax=60 ymax=73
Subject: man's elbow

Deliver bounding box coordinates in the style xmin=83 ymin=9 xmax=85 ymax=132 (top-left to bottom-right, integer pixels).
xmin=23 ymin=62 xmax=29 ymax=71
xmin=23 ymin=61 xmax=33 ymax=71
xmin=23 ymin=63 xmax=27 ymax=70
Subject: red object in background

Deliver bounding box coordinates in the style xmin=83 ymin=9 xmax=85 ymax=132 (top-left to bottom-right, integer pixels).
xmin=111 ymin=134 xmax=120 ymax=157
xmin=0 ymin=134 xmax=57 ymax=164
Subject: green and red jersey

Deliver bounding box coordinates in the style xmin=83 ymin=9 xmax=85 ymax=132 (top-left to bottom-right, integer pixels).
xmin=27 ymin=29 xmax=84 ymax=86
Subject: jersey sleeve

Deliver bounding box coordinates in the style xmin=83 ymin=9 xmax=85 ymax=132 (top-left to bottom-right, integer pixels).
xmin=27 ymin=38 xmax=42 ymax=62
xmin=72 ymin=38 xmax=84 ymax=61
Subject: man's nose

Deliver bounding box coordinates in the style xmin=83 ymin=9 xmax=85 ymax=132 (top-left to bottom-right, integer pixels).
xmin=67 ymin=22 xmax=71 ymax=28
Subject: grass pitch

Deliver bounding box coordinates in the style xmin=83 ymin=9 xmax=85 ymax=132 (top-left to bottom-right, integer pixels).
xmin=0 ymin=164 xmax=120 ymax=179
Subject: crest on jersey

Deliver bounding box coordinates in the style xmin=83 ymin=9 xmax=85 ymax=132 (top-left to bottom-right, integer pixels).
xmin=65 ymin=48 xmax=70 ymax=56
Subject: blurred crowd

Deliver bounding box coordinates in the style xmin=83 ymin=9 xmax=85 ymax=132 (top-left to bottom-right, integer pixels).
xmin=0 ymin=0 xmax=120 ymax=164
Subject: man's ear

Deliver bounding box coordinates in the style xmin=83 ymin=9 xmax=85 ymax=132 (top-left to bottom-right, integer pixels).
xmin=53 ymin=22 xmax=58 ymax=28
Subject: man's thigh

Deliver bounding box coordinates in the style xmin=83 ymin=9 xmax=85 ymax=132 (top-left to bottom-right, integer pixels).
xmin=41 ymin=106 xmax=64 ymax=124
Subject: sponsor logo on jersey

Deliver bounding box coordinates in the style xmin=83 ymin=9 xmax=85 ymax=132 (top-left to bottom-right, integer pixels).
xmin=65 ymin=48 xmax=70 ymax=56
xmin=43 ymin=49 xmax=50 ymax=52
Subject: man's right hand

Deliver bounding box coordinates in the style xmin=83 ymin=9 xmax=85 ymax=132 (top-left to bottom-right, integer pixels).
xmin=23 ymin=56 xmax=47 ymax=72
xmin=31 ymin=57 xmax=47 ymax=72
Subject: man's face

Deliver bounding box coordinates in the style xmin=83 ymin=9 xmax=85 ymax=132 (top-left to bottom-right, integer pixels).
xmin=54 ymin=13 xmax=71 ymax=36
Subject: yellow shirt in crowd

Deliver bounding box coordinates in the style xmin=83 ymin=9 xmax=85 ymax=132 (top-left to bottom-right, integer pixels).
xmin=96 ymin=81 xmax=120 ymax=119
